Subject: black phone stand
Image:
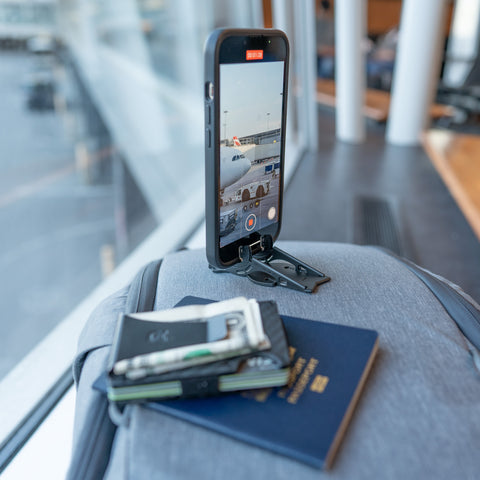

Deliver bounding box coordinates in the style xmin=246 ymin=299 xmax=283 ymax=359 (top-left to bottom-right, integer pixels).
xmin=211 ymin=236 xmax=330 ymax=293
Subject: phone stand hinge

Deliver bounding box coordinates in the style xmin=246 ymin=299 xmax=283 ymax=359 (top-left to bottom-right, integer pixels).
xmin=213 ymin=236 xmax=330 ymax=293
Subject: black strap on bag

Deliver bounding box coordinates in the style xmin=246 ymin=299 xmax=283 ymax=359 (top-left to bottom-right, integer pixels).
xmin=67 ymin=259 xmax=162 ymax=480
xmin=400 ymin=260 xmax=480 ymax=351
xmin=125 ymin=259 xmax=163 ymax=315
xmin=377 ymin=248 xmax=480 ymax=354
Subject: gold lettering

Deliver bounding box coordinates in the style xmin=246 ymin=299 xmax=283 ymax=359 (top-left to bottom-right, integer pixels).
xmin=310 ymin=374 xmax=329 ymax=393
xmin=288 ymin=346 xmax=297 ymax=360
xmin=277 ymin=357 xmax=306 ymax=398
xmin=241 ymin=388 xmax=272 ymax=402
xmin=287 ymin=358 xmax=318 ymax=405
xmin=253 ymin=388 xmax=272 ymax=403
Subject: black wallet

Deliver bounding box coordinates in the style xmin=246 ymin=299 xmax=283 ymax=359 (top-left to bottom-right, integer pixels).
xmin=107 ymin=298 xmax=290 ymax=402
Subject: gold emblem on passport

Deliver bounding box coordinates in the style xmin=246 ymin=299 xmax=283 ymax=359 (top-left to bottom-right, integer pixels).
xmin=310 ymin=374 xmax=329 ymax=393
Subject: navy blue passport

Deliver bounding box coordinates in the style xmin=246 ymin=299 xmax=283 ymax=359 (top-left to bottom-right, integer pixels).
xmin=97 ymin=296 xmax=378 ymax=469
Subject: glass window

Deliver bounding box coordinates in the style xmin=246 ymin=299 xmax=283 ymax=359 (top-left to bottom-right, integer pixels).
xmin=443 ymin=0 xmax=480 ymax=86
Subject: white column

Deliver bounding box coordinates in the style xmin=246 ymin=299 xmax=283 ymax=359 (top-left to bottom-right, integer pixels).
xmin=273 ymin=0 xmax=318 ymax=152
xmin=249 ymin=0 xmax=265 ymax=28
xmin=272 ymin=0 xmax=295 ymax=146
xmin=335 ymin=0 xmax=366 ymax=143
xmin=295 ymin=0 xmax=319 ymax=152
xmin=386 ymin=0 xmax=448 ymax=145
xmin=272 ymin=0 xmax=291 ymax=37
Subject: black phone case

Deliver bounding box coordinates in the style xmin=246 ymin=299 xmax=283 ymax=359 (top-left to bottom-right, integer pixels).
xmin=204 ymin=28 xmax=289 ymax=270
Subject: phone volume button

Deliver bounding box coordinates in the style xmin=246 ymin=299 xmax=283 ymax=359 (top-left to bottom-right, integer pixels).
xmin=205 ymin=128 xmax=211 ymax=148
xmin=205 ymin=105 xmax=211 ymax=125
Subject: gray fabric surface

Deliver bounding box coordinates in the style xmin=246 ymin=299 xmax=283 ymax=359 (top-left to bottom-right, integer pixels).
xmin=99 ymin=242 xmax=480 ymax=479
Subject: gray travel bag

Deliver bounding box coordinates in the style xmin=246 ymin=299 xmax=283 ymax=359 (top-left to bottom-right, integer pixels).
xmin=67 ymin=242 xmax=480 ymax=480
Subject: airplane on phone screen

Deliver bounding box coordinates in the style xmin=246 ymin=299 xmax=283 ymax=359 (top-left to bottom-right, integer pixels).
xmin=220 ymin=140 xmax=251 ymax=190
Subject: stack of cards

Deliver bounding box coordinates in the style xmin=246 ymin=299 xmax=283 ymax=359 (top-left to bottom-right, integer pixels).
xmin=107 ymin=297 xmax=290 ymax=402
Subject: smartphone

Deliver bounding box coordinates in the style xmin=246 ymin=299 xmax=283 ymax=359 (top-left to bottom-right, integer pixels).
xmin=204 ymin=28 xmax=289 ymax=269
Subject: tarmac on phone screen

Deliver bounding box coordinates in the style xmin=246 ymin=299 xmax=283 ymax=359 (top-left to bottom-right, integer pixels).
xmin=220 ymin=159 xmax=280 ymax=247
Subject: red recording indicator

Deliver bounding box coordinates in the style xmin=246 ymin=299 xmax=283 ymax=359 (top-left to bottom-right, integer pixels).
xmin=246 ymin=50 xmax=263 ymax=60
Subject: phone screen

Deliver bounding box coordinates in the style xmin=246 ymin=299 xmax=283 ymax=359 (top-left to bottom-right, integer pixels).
xmin=217 ymin=39 xmax=287 ymax=260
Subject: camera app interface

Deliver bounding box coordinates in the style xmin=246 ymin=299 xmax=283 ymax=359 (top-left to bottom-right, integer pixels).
xmin=219 ymin=59 xmax=284 ymax=248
